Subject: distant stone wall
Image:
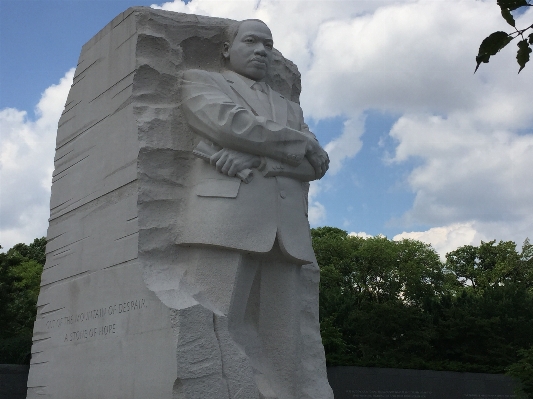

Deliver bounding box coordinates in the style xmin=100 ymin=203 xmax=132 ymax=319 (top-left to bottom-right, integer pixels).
xmin=327 ymin=366 xmax=519 ymax=399
xmin=0 ymin=365 xmax=29 ymax=399
xmin=6 ymin=363 xmax=519 ymax=399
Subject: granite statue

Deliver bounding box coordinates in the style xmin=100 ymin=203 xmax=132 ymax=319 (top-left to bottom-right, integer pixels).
xmin=25 ymin=9 xmax=332 ymax=399
xmin=170 ymin=19 xmax=334 ymax=399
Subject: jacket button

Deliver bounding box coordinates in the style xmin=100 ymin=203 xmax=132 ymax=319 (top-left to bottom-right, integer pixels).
xmin=280 ymin=190 xmax=286 ymax=199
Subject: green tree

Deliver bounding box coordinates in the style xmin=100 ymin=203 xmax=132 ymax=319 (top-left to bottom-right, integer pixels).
xmin=312 ymin=228 xmax=445 ymax=367
xmin=0 ymin=238 xmax=46 ymax=364
xmin=446 ymin=239 xmax=530 ymax=290
xmin=431 ymin=283 xmax=533 ymax=373
xmin=507 ymin=345 xmax=533 ymax=398
xmin=313 ymin=229 xmax=533 ymax=377
xmin=422 ymin=239 xmax=533 ymax=373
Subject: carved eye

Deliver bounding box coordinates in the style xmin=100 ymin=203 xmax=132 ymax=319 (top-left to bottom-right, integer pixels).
xmin=265 ymin=43 xmax=273 ymax=50
xmin=244 ymin=37 xmax=255 ymax=44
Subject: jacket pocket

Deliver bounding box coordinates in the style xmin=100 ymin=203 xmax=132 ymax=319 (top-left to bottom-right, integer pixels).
xmin=195 ymin=179 xmax=241 ymax=198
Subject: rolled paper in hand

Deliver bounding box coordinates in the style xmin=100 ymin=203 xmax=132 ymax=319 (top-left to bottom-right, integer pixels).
xmin=192 ymin=141 xmax=254 ymax=184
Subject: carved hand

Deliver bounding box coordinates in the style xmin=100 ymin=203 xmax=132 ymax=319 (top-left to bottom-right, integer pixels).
xmin=305 ymin=139 xmax=329 ymax=179
xmin=210 ymin=148 xmax=262 ymax=177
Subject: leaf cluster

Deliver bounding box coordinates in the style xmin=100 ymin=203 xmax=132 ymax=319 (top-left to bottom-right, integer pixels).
xmin=507 ymin=346 xmax=533 ymax=398
xmin=475 ymin=0 xmax=532 ymax=73
xmin=0 ymin=238 xmax=46 ymax=364
xmin=446 ymin=239 xmax=533 ymax=290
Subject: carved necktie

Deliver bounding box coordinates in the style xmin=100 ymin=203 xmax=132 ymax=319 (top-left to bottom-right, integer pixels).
xmin=251 ymin=82 xmax=272 ymax=119
xmin=251 ymin=81 xmax=267 ymax=93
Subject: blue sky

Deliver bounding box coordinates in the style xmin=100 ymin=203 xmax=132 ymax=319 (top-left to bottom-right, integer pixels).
xmin=0 ymin=1 xmax=158 ymax=112
xmin=308 ymin=112 xmax=420 ymax=235
xmin=1 ymin=0 xmax=532 ymax=256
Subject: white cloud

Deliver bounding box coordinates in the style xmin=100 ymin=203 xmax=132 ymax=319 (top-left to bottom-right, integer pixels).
xmin=391 ymin=113 xmax=533 ymax=217
xmin=393 ymin=220 xmax=533 ymax=261
xmin=303 ymin=0 xmax=507 ymax=118
xmin=153 ymin=0 xmax=391 ymax=73
xmin=308 ymin=201 xmax=327 ymax=226
xmin=348 ymin=231 xmax=372 ymax=239
xmin=151 ymin=0 xmax=533 ymax=247
xmin=0 ymin=69 xmax=74 ymax=250
xmin=308 ymin=180 xmax=326 ymax=226
xmin=389 ymin=105 xmax=533 ymax=248
xmin=393 ymin=223 xmax=481 ymax=260
xmin=325 ymin=116 xmax=365 ymax=175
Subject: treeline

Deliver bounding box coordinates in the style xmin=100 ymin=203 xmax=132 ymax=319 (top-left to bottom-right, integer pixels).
xmin=0 ymin=238 xmax=45 ymax=364
xmin=1 ymin=232 xmax=532 ymax=396
xmin=313 ymin=227 xmax=533 ymax=397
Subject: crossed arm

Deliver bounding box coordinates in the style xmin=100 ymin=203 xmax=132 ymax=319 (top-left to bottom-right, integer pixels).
xmin=209 ymin=147 xmax=320 ymax=181
xmin=181 ymin=69 xmax=329 ymax=181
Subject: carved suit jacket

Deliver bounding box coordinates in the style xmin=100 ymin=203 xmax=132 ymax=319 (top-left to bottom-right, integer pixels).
xmin=178 ymin=69 xmax=319 ymax=264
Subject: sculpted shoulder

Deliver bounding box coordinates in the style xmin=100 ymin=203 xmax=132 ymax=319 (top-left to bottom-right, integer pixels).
xmin=284 ymin=97 xmax=305 ymax=125
xmin=286 ymin=98 xmax=302 ymax=112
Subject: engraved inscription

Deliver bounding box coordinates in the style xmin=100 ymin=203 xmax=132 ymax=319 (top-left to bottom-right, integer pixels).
xmin=43 ymin=298 xmax=148 ymax=343
xmin=344 ymin=392 xmax=516 ymax=399
xmin=46 ymin=298 xmax=147 ymax=330
xmin=464 ymin=395 xmax=516 ymax=398
xmin=64 ymin=324 xmax=117 ymax=342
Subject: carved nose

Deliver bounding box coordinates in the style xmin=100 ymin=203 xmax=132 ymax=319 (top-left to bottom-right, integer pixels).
xmin=255 ymin=46 xmax=267 ymax=56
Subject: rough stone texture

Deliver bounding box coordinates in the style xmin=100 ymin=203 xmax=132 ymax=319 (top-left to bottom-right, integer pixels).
xmin=28 ymin=7 xmax=330 ymax=399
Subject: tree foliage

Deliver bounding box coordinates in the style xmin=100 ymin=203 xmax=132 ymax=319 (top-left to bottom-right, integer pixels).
xmin=507 ymin=345 xmax=533 ymax=398
xmin=475 ymin=0 xmax=533 ymax=73
xmin=313 ymin=227 xmax=448 ymax=368
xmin=0 ymin=238 xmax=46 ymax=364
xmin=313 ymin=228 xmax=533 ymax=393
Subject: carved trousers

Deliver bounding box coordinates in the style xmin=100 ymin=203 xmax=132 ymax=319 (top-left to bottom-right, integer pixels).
xmin=165 ymin=241 xmax=332 ymax=399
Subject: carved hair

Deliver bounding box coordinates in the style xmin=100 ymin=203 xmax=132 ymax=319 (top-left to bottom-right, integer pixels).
xmin=224 ymin=19 xmax=269 ymax=47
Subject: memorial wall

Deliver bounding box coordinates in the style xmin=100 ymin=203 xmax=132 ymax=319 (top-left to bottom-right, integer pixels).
xmin=327 ymin=367 xmax=518 ymax=399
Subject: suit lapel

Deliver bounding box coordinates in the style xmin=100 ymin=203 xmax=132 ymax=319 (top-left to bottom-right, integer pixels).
xmin=221 ymin=71 xmax=290 ymax=125
xmin=221 ymin=71 xmax=266 ymax=117
xmin=268 ymin=87 xmax=288 ymax=127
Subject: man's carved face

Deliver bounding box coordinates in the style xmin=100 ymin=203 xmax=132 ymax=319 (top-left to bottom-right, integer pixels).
xmin=223 ymin=20 xmax=273 ymax=81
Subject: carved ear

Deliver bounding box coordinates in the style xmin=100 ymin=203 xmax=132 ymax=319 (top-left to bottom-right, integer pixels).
xmin=222 ymin=42 xmax=230 ymax=59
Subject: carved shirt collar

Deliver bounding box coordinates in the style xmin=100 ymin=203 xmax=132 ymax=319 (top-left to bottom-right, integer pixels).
xmin=224 ymin=70 xmax=268 ymax=92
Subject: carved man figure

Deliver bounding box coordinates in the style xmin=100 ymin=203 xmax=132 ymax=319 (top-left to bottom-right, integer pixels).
xmin=174 ymin=19 xmax=333 ymax=399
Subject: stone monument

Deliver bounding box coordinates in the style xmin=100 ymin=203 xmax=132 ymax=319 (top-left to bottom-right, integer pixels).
xmin=27 ymin=7 xmax=333 ymax=399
